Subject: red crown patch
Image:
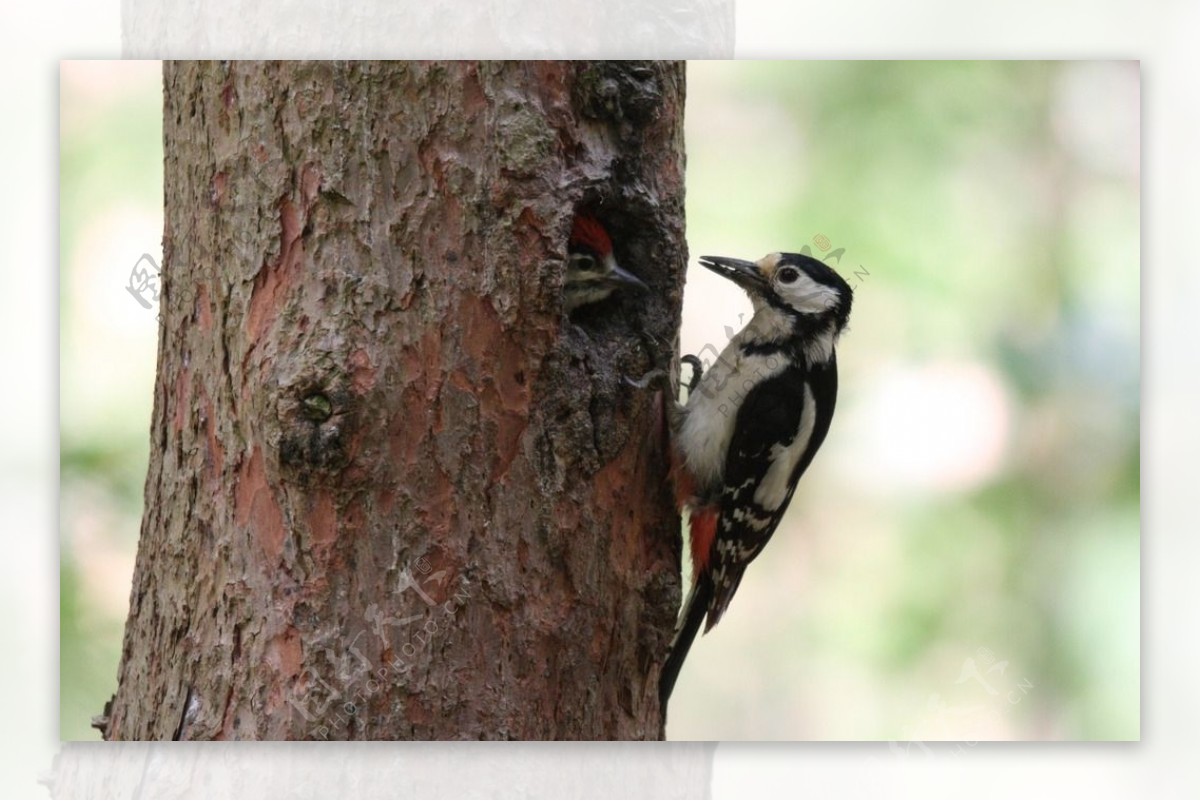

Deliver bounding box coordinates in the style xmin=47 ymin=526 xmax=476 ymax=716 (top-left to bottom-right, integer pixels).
xmin=569 ymin=215 xmax=613 ymax=256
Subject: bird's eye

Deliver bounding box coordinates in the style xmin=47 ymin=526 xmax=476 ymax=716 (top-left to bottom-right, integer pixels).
xmin=777 ymin=267 xmax=799 ymax=284
xmin=570 ymin=253 xmax=596 ymax=271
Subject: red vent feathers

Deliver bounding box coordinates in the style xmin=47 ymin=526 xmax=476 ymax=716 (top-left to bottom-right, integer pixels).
xmin=569 ymin=215 xmax=613 ymax=256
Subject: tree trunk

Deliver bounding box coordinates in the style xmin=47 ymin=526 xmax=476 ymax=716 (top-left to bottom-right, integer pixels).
xmin=101 ymin=60 xmax=687 ymax=741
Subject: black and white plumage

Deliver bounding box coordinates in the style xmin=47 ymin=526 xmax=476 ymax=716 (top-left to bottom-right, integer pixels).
xmin=660 ymin=251 xmax=853 ymax=709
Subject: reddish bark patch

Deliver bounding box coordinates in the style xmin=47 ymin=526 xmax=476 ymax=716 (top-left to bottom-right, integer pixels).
xmin=195 ymin=283 xmax=213 ymax=331
xmin=399 ymin=327 xmax=444 ymax=404
xmin=246 ymin=198 xmax=305 ymax=344
xmin=210 ymin=171 xmax=228 ymax=207
xmin=388 ymin=407 xmax=426 ymax=477
xmin=218 ymin=77 xmax=237 ymax=130
xmin=595 ymin=423 xmax=676 ymax=580
xmin=589 ymin=617 xmax=610 ymax=662
xmin=490 ymin=411 xmax=526 ymax=484
xmin=390 ymin=327 xmax=443 ymax=470
xmin=533 ymin=62 xmax=569 ymax=107
xmin=414 ymin=547 xmax=460 ymax=605
xmin=214 ymin=684 xmax=237 ymax=740
xmin=299 ymin=163 xmax=321 ymax=209
xmin=342 ymin=501 xmax=365 ymax=540
xmin=307 ymin=491 xmax=338 ymax=547
xmin=458 ymin=295 xmax=530 ymax=480
xmin=349 ymin=348 xmax=376 ymax=394
xmin=594 ymin=444 xmax=644 ymax=570
xmin=554 ymin=497 xmax=582 ymax=533
xmin=443 ymin=369 xmax=474 ymax=404
xmin=461 ymin=295 xmax=529 ymax=413
xmin=235 ymin=447 xmax=286 ymax=561
xmin=513 ymin=206 xmax=550 ymax=263
xmin=461 ymin=63 xmax=487 ymax=116
xmin=417 ymin=139 xmax=447 ymax=193
xmin=172 ymin=366 xmax=190 ymax=433
xmin=405 ymin=696 xmax=434 ymax=729
xmin=266 ymin=625 xmax=303 ymax=679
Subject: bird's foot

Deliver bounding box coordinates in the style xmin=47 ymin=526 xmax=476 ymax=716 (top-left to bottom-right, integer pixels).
xmin=681 ymin=354 xmax=704 ymax=395
xmin=624 ymin=367 xmax=671 ymax=391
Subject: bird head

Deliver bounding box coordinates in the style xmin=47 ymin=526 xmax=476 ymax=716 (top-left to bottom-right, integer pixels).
xmin=564 ymin=216 xmax=648 ymax=314
xmin=698 ymin=252 xmax=853 ymax=336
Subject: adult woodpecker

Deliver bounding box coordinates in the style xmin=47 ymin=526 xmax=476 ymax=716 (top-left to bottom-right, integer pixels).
xmin=659 ymin=251 xmax=853 ymax=708
xmin=564 ymin=215 xmax=648 ymax=314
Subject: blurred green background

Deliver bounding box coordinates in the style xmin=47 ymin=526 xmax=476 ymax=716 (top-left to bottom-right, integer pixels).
xmin=60 ymin=61 xmax=1139 ymax=741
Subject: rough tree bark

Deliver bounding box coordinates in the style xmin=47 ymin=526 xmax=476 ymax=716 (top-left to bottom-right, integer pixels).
xmin=99 ymin=60 xmax=687 ymax=741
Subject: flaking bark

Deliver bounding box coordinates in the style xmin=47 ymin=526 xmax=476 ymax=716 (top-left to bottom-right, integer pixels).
xmin=102 ymin=60 xmax=687 ymax=741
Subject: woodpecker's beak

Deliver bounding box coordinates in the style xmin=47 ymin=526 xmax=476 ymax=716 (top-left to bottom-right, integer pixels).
xmin=605 ymin=260 xmax=649 ymax=293
xmin=699 ymin=256 xmax=769 ymax=295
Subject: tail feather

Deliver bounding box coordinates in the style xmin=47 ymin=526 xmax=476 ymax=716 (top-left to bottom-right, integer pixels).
xmin=658 ymin=573 xmax=714 ymax=710
xmin=703 ymin=567 xmax=745 ymax=633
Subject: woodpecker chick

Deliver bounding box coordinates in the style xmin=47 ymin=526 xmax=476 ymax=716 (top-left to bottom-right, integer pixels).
xmin=564 ymin=216 xmax=648 ymax=314
xmin=660 ymin=251 xmax=853 ymax=708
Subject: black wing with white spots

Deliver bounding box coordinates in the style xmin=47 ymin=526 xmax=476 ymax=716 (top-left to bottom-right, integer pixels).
xmin=705 ymin=357 xmax=839 ymax=630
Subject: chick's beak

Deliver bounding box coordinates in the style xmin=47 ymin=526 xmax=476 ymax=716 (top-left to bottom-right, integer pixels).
xmin=699 ymin=256 xmax=769 ymax=295
xmin=605 ymin=258 xmax=649 ymax=293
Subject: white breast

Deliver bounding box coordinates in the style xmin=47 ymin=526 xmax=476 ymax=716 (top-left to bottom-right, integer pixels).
xmin=677 ymin=318 xmax=791 ymax=495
